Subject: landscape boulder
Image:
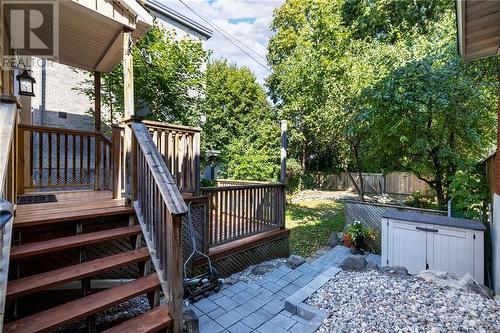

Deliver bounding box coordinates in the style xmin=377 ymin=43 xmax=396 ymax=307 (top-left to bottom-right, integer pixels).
xmin=339 ymin=255 xmax=367 ymax=271
xmin=381 ymin=266 xmax=409 ymax=277
xmin=366 ymin=261 xmax=379 ymax=271
xmin=327 ymin=232 xmax=341 ymax=247
xmin=251 ymin=263 xmax=275 ymax=276
xmin=458 ymin=273 xmax=494 ymax=299
xmin=417 ymin=270 xmax=493 ymax=299
xmin=286 ymin=255 xmax=306 ymax=269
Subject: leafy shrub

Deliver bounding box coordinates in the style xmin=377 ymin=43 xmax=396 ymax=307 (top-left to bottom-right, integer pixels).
xmin=404 ymin=191 xmax=440 ymax=210
xmin=201 ymin=179 xmax=217 ymax=187
xmin=222 ymin=138 xmax=279 ymax=181
xmin=449 ymin=169 xmax=488 ymax=220
xmin=286 ymin=158 xmax=303 ymax=193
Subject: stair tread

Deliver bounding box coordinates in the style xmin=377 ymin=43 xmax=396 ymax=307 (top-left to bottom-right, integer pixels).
xmin=3 ymin=274 xmax=160 ymax=333
xmin=14 ymin=204 xmax=135 ymax=228
xmin=10 ymin=225 xmax=142 ymax=260
xmin=7 ymin=248 xmax=150 ymax=300
xmin=102 ymin=304 xmax=172 ymax=333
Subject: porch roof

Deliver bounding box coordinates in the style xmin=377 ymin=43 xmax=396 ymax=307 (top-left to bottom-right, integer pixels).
xmin=8 ymin=0 xmax=153 ymax=72
xmin=456 ymin=0 xmax=500 ymax=61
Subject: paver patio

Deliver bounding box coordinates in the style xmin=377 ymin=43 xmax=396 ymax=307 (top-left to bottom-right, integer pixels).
xmin=186 ymin=246 xmax=381 ymax=333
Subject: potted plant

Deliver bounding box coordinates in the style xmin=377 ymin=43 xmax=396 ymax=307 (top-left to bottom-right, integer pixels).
xmin=344 ymin=221 xmax=373 ymax=255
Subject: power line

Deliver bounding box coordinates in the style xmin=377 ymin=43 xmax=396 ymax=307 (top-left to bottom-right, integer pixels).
xmin=177 ymin=0 xmax=273 ymax=73
xmin=201 ymin=16 xmax=268 ymax=62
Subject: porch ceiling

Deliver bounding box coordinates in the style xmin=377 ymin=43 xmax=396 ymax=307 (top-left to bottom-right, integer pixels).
xmin=457 ymin=0 xmax=500 ymax=61
xmin=6 ymin=0 xmax=152 ymax=72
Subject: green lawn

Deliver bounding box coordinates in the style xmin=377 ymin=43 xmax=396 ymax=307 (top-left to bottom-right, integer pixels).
xmin=286 ymin=199 xmax=345 ymax=258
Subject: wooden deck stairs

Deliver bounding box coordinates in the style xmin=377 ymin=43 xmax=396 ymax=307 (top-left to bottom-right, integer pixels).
xmin=3 ymin=191 xmax=172 ymax=333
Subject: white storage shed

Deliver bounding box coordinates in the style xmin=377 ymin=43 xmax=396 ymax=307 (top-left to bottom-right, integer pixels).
xmin=381 ymin=211 xmax=485 ymax=284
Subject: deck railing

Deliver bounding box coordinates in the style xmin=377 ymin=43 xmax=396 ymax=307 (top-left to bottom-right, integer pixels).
xmin=216 ymin=179 xmax=270 ymax=187
xmin=0 ymin=100 xmax=17 ymax=330
xmin=17 ymin=125 xmax=112 ymax=192
xmin=112 ymin=121 xmax=201 ymax=195
xmin=201 ymin=183 xmax=286 ymax=246
xmin=144 ymin=120 xmax=201 ymax=194
xmin=131 ymin=121 xmax=187 ymax=333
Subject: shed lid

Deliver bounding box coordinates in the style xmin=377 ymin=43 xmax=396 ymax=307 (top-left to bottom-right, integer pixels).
xmin=382 ymin=210 xmax=485 ymax=231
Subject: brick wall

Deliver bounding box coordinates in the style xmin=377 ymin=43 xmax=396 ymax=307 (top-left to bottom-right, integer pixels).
xmin=31 ymin=60 xmax=96 ymax=131
xmin=29 ymin=11 xmax=208 ymax=132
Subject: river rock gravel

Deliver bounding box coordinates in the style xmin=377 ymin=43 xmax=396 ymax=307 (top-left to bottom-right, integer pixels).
xmin=221 ymin=258 xmax=286 ymax=285
xmin=306 ymin=270 xmax=500 ymax=333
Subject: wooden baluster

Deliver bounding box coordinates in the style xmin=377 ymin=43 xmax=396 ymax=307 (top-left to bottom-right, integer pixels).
xmin=249 ymin=188 xmax=254 ymax=234
xmin=104 ymin=145 xmax=111 ymax=190
xmin=29 ymin=130 xmax=33 ymax=189
xmin=38 ymin=131 xmax=43 ymax=187
xmin=230 ymin=189 xmax=235 ymax=240
xmin=56 ymin=133 xmax=60 ymax=186
xmin=47 ymin=132 xmax=52 ymax=187
xmin=86 ymin=136 xmax=91 ymax=185
xmin=238 ymin=189 xmax=243 ymax=238
xmin=167 ymin=130 xmax=172 ymax=175
xmin=211 ymin=192 xmax=216 ymax=245
xmin=223 ymin=189 xmax=228 ymax=243
xmin=245 ymin=188 xmax=249 ymax=235
xmin=79 ymin=135 xmax=83 ymax=184
xmin=281 ymin=185 xmax=286 ymax=229
xmin=160 ymin=130 xmax=166 ymax=161
xmin=94 ymin=136 xmax=101 ymax=190
xmin=112 ymin=126 xmax=122 ymax=199
xmin=64 ymin=134 xmax=68 ymax=186
xmin=72 ymin=134 xmax=76 ymax=185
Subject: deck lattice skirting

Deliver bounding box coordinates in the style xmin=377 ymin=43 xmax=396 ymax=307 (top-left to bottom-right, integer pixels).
xmin=195 ymin=230 xmax=290 ymax=277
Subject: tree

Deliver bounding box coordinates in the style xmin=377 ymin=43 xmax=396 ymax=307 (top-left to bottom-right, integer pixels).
xmin=267 ymin=0 xmax=395 ymax=199
xmin=203 ymin=60 xmax=279 ymax=181
xmin=77 ymin=23 xmax=208 ymax=127
xmin=267 ymin=0 xmax=498 ymax=206
xmin=365 ymin=18 xmax=497 ymax=207
xmin=341 ymin=0 xmax=451 ymax=43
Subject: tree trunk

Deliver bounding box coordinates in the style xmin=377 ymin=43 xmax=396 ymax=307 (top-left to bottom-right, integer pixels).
xmin=346 ymin=169 xmax=364 ymax=201
xmin=352 ymin=143 xmax=365 ymax=202
xmin=430 ymin=149 xmax=447 ymax=209
xmin=301 ymin=142 xmax=307 ymax=172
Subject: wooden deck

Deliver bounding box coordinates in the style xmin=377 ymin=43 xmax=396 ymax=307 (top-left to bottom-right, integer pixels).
xmin=15 ymin=191 xmax=134 ymax=228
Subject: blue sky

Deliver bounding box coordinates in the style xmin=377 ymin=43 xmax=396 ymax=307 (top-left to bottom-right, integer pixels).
xmin=159 ymin=0 xmax=284 ymax=84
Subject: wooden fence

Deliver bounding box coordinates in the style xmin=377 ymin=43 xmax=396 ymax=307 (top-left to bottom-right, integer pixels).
xmin=201 ymin=183 xmax=286 ymax=246
xmin=17 ymin=125 xmax=112 ymax=192
xmin=307 ymin=172 xmax=430 ymax=195
xmin=344 ymin=200 xmax=446 ymax=254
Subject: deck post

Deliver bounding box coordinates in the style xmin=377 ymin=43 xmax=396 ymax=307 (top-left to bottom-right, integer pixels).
xmin=94 ymin=72 xmax=101 ymax=190
xmin=280 ymin=120 xmax=287 ymax=184
xmin=168 ymin=214 xmax=184 ymax=333
xmin=123 ymin=30 xmax=135 ymax=202
xmin=94 ymin=72 xmax=102 ymax=132
xmin=193 ymin=131 xmax=201 ymax=195
xmin=16 ymin=126 xmax=24 ymax=196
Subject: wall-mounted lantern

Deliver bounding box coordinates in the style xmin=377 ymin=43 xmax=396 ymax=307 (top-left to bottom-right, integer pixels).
xmin=16 ymin=70 xmax=36 ymax=97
